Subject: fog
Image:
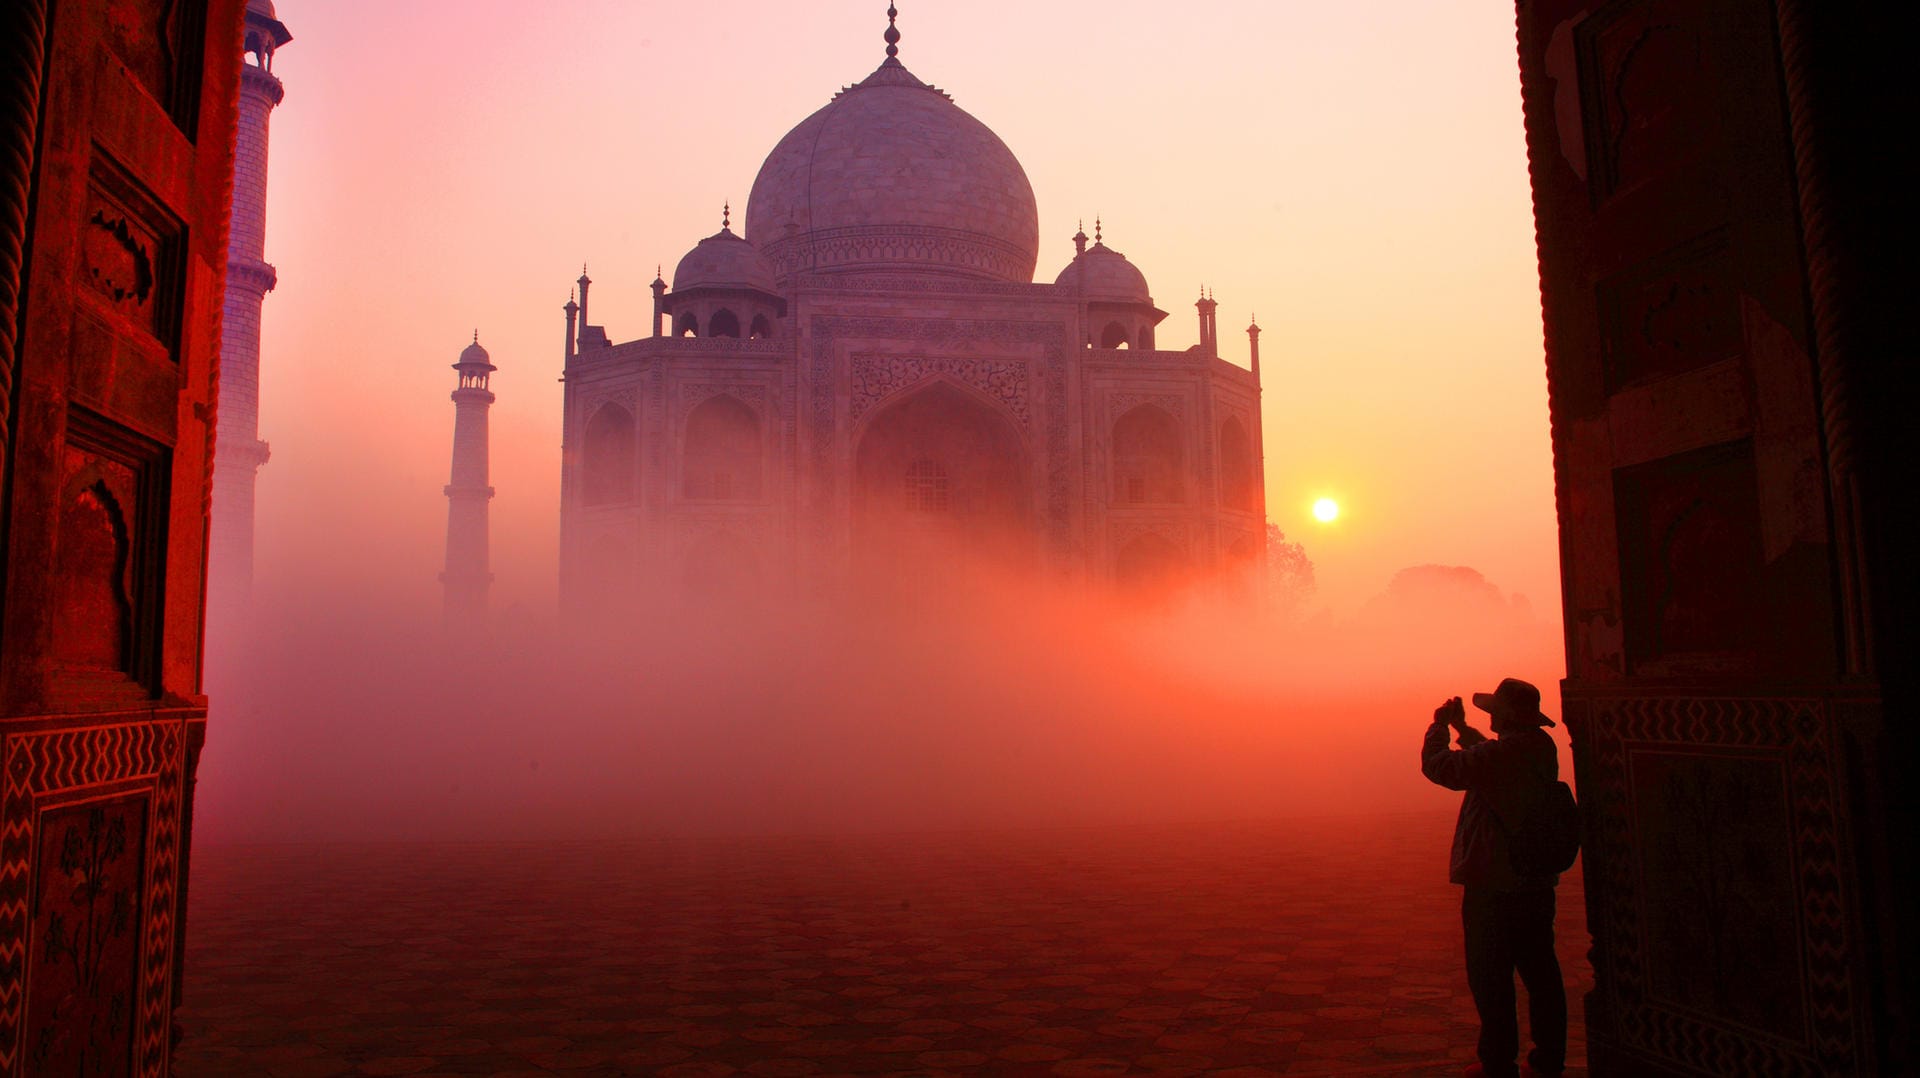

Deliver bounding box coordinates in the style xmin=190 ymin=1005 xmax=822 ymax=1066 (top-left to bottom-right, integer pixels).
xmin=196 ymin=536 xmax=1562 ymax=844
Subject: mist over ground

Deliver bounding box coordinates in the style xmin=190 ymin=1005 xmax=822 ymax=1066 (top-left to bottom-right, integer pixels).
xmin=196 ymin=551 xmax=1562 ymax=844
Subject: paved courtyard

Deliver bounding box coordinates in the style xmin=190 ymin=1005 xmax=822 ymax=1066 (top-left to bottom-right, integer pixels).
xmin=175 ymin=812 xmax=1589 ymax=1076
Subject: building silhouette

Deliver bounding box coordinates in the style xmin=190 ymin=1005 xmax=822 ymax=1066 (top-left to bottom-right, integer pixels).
xmin=558 ymin=12 xmax=1267 ymax=604
xmin=1518 ymin=1 xmax=1918 ymax=1072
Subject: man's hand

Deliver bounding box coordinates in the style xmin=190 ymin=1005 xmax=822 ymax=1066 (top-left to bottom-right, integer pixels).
xmin=1434 ymin=697 xmax=1465 ymax=729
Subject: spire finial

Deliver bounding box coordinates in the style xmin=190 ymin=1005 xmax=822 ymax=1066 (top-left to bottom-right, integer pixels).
xmin=472 ymin=329 xmax=478 ymax=344
xmin=884 ymin=4 xmax=900 ymax=59
xmin=1095 ymin=216 xmax=1103 ymax=245
xmin=722 ymin=201 xmax=731 ymax=230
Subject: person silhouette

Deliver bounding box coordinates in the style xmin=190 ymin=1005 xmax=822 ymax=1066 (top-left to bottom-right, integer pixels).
xmin=1421 ymin=678 xmax=1567 ymax=1078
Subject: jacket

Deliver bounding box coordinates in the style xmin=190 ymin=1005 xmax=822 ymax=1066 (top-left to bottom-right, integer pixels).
xmin=1421 ymin=720 xmax=1559 ymax=891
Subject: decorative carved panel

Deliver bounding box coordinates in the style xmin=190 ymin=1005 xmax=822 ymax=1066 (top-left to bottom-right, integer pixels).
xmin=1576 ymin=695 xmax=1856 ymax=1074
xmin=22 ymin=796 xmax=151 ymax=1078
xmin=82 ymin=158 xmax=184 ymax=354
xmin=1631 ymin=750 xmax=1802 ymax=1033
xmin=1577 ymin=0 xmax=1719 ymax=200
xmin=1599 ymin=231 xmax=1742 ymax=391
xmin=0 ymin=720 xmax=186 ymax=1078
xmin=1613 ymin=440 xmax=1763 ymax=674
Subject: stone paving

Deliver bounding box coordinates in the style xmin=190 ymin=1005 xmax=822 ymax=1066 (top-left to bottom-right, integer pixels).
xmin=175 ymin=812 xmax=1589 ymax=1076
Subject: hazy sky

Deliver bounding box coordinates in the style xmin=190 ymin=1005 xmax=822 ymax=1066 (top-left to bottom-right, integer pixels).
xmin=250 ymin=0 xmax=1555 ymax=621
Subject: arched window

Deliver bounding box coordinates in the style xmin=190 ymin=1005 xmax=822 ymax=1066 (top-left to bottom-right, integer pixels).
xmin=748 ymin=314 xmax=773 ymax=339
xmin=1219 ymin=416 xmax=1255 ymax=511
xmin=1101 ymin=322 xmax=1130 ymax=349
xmin=683 ymin=395 xmax=761 ymax=500
xmin=676 ymin=312 xmax=698 ymax=337
xmin=709 ymin=309 xmax=741 ymax=338
xmin=582 ymin=403 xmax=635 ymax=506
xmin=904 ymin=459 xmax=949 ymax=512
xmin=1112 ymin=404 xmax=1184 ymax=504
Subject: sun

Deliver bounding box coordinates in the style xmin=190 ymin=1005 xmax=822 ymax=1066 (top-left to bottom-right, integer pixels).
xmin=1312 ymin=498 xmax=1340 ymax=523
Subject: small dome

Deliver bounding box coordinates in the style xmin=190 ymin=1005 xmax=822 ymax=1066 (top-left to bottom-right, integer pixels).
xmin=458 ymin=337 xmax=491 ymax=367
xmin=1054 ymin=243 xmax=1151 ymax=303
xmin=673 ymin=227 xmax=778 ymax=294
xmin=247 ymin=0 xmax=276 ymax=16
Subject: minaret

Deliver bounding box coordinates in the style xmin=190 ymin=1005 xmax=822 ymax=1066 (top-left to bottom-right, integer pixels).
xmin=442 ymin=333 xmax=496 ymax=623
xmin=211 ymin=0 xmax=291 ymax=603
xmin=1247 ymin=314 xmax=1262 ymax=378
xmin=650 ymin=267 xmax=666 ymax=338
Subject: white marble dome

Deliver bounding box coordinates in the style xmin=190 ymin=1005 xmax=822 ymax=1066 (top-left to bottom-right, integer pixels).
xmin=457 ymin=337 xmax=491 ymax=367
xmin=1054 ymin=242 xmax=1152 ymax=304
xmin=745 ymin=58 xmax=1040 ymax=283
xmin=673 ymin=226 xmax=778 ymax=294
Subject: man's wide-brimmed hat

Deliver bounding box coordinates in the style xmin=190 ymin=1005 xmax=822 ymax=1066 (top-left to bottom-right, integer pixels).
xmin=1472 ymin=677 xmax=1555 ymax=727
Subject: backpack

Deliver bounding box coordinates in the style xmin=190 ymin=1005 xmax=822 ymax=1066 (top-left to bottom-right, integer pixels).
xmin=1505 ymin=780 xmax=1581 ymax=877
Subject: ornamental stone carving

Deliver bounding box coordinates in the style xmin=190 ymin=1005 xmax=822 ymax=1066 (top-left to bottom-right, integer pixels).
xmin=578 ymin=385 xmax=640 ymax=424
xmin=849 ymin=354 xmax=1030 ymax=427
xmin=676 ymin=382 xmax=769 ymax=426
xmin=1110 ymin=392 xmax=1185 ymax=421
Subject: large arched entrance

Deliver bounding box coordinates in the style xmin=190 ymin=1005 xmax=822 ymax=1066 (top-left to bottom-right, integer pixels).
xmin=852 ymin=381 xmax=1033 ymax=574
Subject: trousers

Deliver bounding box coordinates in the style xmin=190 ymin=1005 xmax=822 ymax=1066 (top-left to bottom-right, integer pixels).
xmin=1462 ymin=885 xmax=1566 ymax=1077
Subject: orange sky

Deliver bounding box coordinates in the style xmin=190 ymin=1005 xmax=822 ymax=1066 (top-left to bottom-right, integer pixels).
xmin=249 ymin=0 xmax=1556 ymax=623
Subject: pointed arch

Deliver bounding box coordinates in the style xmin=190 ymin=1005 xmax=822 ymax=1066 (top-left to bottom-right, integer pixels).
xmin=582 ymin=402 xmax=636 ymax=506
xmin=52 ymin=478 xmax=132 ymax=669
xmin=1219 ymin=415 xmax=1255 ymax=511
xmin=853 ymin=380 xmax=1033 ymax=570
xmin=683 ymin=394 xmax=762 ymax=500
xmin=748 ymin=314 xmax=774 ymax=339
xmin=708 ymin=308 xmax=741 ymax=338
xmin=1100 ymin=321 xmax=1131 ymax=349
xmin=1112 ymin=404 xmax=1185 ymax=504
xmin=676 ymin=312 xmax=698 ymax=337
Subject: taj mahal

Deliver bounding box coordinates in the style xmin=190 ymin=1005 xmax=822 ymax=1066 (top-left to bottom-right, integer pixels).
xmin=556 ymin=9 xmax=1267 ymax=605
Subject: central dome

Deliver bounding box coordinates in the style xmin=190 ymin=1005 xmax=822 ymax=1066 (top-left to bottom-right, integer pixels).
xmin=745 ymin=58 xmax=1039 ymax=283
